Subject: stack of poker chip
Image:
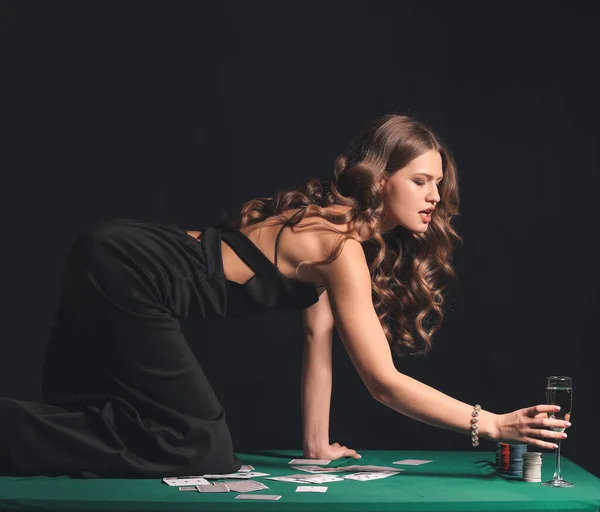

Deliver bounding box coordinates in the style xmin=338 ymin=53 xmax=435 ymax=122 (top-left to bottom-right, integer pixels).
xmin=521 ymin=452 xmax=543 ymax=482
xmin=495 ymin=442 xmax=527 ymax=477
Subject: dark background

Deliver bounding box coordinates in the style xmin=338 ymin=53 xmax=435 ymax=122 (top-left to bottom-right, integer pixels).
xmin=2 ymin=1 xmax=598 ymax=478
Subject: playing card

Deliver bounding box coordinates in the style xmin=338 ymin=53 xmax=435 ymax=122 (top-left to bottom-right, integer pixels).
xmin=178 ymin=486 xmax=199 ymax=492
xmin=225 ymin=484 xmax=258 ymax=493
xmin=234 ymin=494 xmax=282 ymax=500
xmin=227 ymin=483 xmax=268 ymax=493
xmin=163 ymin=477 xmax=210 ymax=486
xmin=202 ymin=471 xmax=270 ymax=479
xmin=238 ymin=464 xmax=254 ymax=472
xmin=196 ymin=483 xmax=230 ymax=493
xmin=289 ymin=458 xmax=331 ymax=465
xmin=223 ymin=480 xmax=268 ymax=493
xmin=299 ymin=475 xmax=344 ymax=484
xmin=393 ymin=459 xmax=433 ymax=465
xmin=290 ymin=465 xmax=342 ymax=473
xmin=266 ymin=476 xmax=314 ymax=484
xmin=221 ymin=479 xmax=267 ymax=487
xmin=342 ymin=465 xmax=402 ymax=472
xmin=296 ymin=486 xmax=328 ymax=492
xmin=343 ymin=471 xmax=401 ymax=481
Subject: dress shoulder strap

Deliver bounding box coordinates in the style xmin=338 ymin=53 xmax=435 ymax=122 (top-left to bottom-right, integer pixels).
xmin=274 ymin=209 xmax=304 ymax=267
xmin=220 ymin=227 xmax=279 ymax=280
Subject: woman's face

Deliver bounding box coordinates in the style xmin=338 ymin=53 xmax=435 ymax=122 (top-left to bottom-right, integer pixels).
xmin=380 ymin=149 xmax=443 ymax=233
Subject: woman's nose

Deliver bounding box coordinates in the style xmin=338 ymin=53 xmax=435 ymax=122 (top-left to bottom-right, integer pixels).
xmin=426 ymin=185 xmax=441 ymax=203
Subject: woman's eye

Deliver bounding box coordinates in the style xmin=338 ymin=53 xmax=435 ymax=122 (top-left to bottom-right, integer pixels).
xmin=413 ymin=180 xmax=425 ymax=186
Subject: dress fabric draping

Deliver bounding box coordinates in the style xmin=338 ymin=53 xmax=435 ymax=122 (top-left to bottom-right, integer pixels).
xmin=0 ymin=217 xmax=319 ymax=478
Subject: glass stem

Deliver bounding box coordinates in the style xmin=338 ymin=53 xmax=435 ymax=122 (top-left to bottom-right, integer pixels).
xmin=553 ymin=438 xmax=562 ymax=481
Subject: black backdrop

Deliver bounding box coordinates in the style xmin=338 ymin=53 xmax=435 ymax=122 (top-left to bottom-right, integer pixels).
xmin=2 ymin=1 xmax=598 ymax=478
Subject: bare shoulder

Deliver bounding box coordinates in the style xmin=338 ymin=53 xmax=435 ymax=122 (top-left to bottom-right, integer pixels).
xmin=285 ymin=207 xmax=367 ymax=283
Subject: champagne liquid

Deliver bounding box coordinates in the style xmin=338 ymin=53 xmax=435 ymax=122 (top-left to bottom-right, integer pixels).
xmin=546 ymin=386 xmax=572 ymax=432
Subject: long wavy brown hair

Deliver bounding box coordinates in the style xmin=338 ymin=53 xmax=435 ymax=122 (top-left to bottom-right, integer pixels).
xmin=228 ymin=114 xmax=461 ymax=358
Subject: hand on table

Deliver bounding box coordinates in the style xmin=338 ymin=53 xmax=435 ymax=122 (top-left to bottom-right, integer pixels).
xmin=494 ymin=404 xmax=571 ymax=449
xmin=303 ymin=442 xmax=361 ymax=460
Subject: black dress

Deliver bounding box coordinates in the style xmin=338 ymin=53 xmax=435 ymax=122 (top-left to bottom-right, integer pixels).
xmin=0 ymin=216 xmax=319 ymax=478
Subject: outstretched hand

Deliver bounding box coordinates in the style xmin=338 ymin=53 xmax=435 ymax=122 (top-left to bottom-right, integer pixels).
xmin=304 ymin=442 xmax=361 ymax=461
xmin=494 ymin=404 xmax=571 ymax=449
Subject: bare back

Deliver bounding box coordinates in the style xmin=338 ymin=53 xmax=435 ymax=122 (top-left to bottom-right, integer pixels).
xmin=186 ymin=205 xmax=356 ymax=291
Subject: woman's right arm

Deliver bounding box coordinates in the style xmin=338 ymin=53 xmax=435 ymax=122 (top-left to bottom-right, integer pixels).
xmin=301 ymin=290 xmax=335 ymax=457
xmin=315 ymin=238 xmax=569 ymax=449
xmin=301 ymin=289 xmax=360 ymax=460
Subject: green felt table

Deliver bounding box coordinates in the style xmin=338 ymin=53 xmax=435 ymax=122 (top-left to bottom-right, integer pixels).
xmin=0 ymin=450 xmax=599 ymax=512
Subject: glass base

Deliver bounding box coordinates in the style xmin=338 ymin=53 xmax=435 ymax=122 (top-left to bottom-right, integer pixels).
xmin=541 ymin=478 xmax=575 ymax=488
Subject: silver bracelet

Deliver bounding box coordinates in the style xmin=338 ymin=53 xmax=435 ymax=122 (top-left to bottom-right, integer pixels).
xmin=471 ymin=404 xmax=481 ymax=447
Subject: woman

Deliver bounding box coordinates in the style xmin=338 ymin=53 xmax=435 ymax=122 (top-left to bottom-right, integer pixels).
xmin=0 ymin=114 xmax=569 ymax=478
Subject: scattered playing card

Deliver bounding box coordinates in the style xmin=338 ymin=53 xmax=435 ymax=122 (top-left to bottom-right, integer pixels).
xmin=163 ymin=477 xmax=210 ymax=486
xmin=296 ymin=486 xmax=328 ymax=493
xmin=343 ymin=465 xmax=403 ymax=472
xmin=225 ymin=484 xmax=258 ymax=493
xmin=234 ymin=494 xmax=282 ymax=500
xmin=196 ymin=483 xmax=230 ymax=493
xmin=289 ymin=459 xmax=331 ymax=465
xmin=393 ymin=459 xmax=433 ymax=465
xmin=298 ymin=475 xmax=344 ymax=484
xmin=343 ymin=471 xmax=401 ymax=481
xmin=238 ymin=464 xmax=255 ymax=472
xmin=221 ymin=479 xmax=267 ymax=487
xmin=178 ymin=486 xmax=199 ymax=492
xmin=202 ymin=471 xmax=270 ymax=479
xmin=222 ymin=480 xmax=268 ymax=493
xmin=290 ymin=465 xmax=342 ymax=473
xmin=266 ymin=476 xmax=314 ymax=484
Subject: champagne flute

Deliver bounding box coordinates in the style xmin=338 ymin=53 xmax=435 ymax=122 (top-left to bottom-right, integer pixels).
xmin=541 ymin=375 xmax=573 ymax=487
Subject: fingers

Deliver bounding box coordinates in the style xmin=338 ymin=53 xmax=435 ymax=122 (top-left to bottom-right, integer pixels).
xmin=331 ymin=443 xmax=361 ymax=459
xmin=522 ymin=436 xmax=559 ymax=450
xmin=529 ymin=417 xmax=571 ymax=431
xmin=524 ymin=414 xmax=570 ymax=444
xmin=528 ymin=404 xmax=560 ymax=416
xmin=524 ymin=428 xmax=567 ymax=441
xmin=343 ymin=448 xmax=361 ymax=459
